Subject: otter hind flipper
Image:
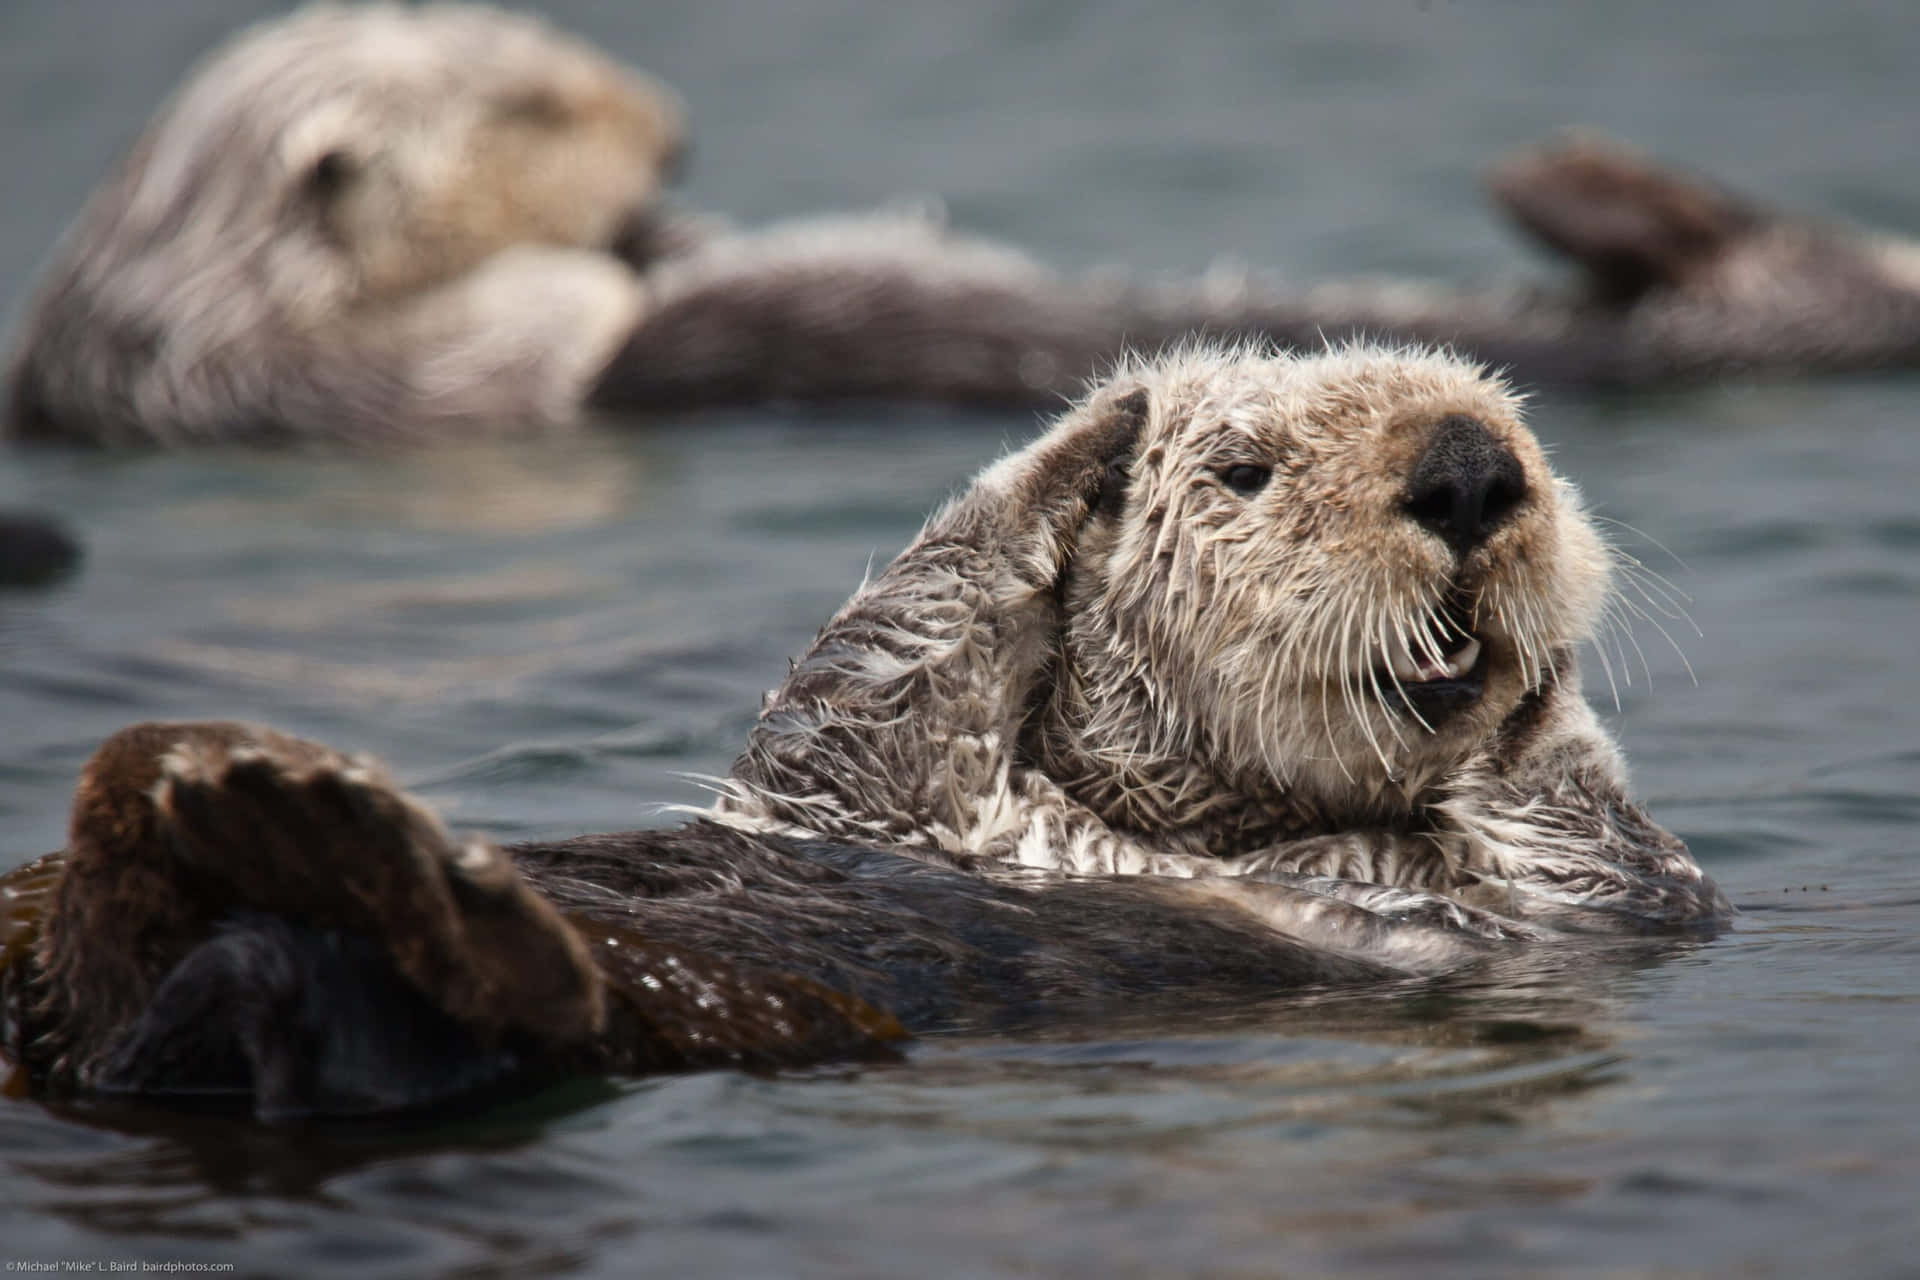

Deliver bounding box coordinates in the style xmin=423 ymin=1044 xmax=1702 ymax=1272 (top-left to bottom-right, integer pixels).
xmin=26 ymin=722 xmax=605 ymax=1118
xmin=86 ymin=915 xmax=525 ymax=1122
xmin=141 ymin=726 xmax=607 ymax=1049
xmin=13 ymin=723 xmax=906 ymax=1120
xmin=1488 ymin=133 xmax=1762 ymax=303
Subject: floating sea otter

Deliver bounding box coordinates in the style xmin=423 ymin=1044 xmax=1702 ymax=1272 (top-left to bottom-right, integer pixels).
xmin=7 ymin=4 xmax=1920 ymax=446
xmin=0 ymin=346 xmax=1726 ymax=1119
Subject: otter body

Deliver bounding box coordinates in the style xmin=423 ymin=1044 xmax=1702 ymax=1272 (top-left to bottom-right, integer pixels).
xmin=10 ymin=5 xmax=1920 ymax=445
xmin=0 ymin=346 xmax=1721 ymax=1121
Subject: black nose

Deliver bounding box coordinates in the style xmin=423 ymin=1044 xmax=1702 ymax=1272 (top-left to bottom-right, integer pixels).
xmin=1401 ymin=416 xmax=1528 ymax=555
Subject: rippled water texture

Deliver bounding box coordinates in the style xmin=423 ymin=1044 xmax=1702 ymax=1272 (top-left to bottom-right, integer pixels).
xmin=3 ymin=1 xmax=1918 ymax=1275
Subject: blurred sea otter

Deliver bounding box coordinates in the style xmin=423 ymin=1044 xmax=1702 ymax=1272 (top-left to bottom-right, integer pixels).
xmin=8 ymin=4 xmax=1920 ymax=446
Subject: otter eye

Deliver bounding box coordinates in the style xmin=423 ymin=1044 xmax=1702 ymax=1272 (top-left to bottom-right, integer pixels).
xmin=306 ymin=148 xmax=354 ymax=200
xmin=498 ymin=91 xmax=572 ymax=128
xmin=1221 ymin=464 xmax=1271 ymax=496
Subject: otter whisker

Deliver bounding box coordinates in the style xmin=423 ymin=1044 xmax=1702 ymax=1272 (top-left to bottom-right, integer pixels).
xmin=1614 ymin=592 xmax=1700 ymax=687
xmin=1593 ymin=515 xmax=1693 ymax=576
xmin=1614 ymin=555 xmax=1695 ymax=621
xmin=1366 ymin=600 xmax=1414 ymax=752
xmin=1510 ymin=588 xmax=1541 ymax=692
xmin=1385 ymin=592 xmax=1441 ymax=736
xmin=1616 ymin=561 xmax=1702 ymax=643
xmin=1343 ymin=586 xmax=1394 ymax=774
xmin=1587 ymin=603 xmax=1629 ymax=710
xmin=1597 ymin=593 xmax=1647 ymax=691
xmin=1319 ymin=591 xmax=1364 ymax=785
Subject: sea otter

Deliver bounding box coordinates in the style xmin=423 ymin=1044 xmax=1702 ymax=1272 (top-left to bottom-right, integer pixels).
xmin=4 ymin=4 xmax=681 ymax=446
xmin=714 ymin=343 xmax=1723 ymax=923
xmin=8 ymin=5 xmax=1920 ymax=445
xmin=0 ymin=346 xmax=1724 ymax=1120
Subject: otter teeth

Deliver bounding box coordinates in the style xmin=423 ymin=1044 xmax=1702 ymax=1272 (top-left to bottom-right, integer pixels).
xmin=1387 ymin=636 xmax=1482 ymax=684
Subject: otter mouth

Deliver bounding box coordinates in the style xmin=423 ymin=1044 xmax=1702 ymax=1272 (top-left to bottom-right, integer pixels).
xmin=1373 ymin=594 xmax=1487 ymax=726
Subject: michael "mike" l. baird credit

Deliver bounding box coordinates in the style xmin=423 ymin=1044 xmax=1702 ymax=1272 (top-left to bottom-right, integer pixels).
xmin=5 ymin=1263 xmax=235 ymax=1273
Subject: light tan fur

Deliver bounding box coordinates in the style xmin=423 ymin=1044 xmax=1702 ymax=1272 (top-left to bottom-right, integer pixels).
xmin=6 ymin=4 xmax=680 ymax=445
xmin=716 ymin=343 xmax=1726 ymax=926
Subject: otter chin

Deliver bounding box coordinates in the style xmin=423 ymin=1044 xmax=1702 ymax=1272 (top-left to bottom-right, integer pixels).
xmin=720 ymin=342 xmax=1714 ymax=922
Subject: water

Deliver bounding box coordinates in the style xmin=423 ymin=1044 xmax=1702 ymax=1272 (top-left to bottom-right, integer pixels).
xmin=2 ymin=1 xmax=1918 ymax=1274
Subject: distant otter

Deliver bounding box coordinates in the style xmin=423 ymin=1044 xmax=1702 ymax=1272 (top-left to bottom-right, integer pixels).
xmin=718 ymin=343 xmax=1726 ymax=924
xmin=0 ymin=346 xmax=1722 ymax=1120
xmin=6 ymin=4 xmax=682 ymax=446
xmin=10 ymin=4 xmax=1920 ymax=445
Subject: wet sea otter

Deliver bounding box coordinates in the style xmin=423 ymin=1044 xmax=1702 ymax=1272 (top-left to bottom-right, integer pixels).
xmin=714 ymin=343 xmax=1720 ymax=921
xmin=7 ymin=4 xmax=1920 ymax=445
xmin=0 ymin=347 xmax=1724 ymax=1119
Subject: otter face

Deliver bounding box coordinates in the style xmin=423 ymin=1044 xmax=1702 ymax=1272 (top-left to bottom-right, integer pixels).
xmin=1081 ymin=346 xmax=1611 ymax=804
xmin=122 ymin=5 xmax=685 ymax=310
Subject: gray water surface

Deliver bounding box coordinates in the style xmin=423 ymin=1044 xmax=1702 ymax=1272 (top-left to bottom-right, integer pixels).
xmin=3 ymin=2 xmax=1918 ymax=1276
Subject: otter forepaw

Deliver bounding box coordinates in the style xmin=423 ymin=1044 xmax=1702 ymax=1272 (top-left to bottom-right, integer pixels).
xmin=1227 ymin=831 xmax=1457 ymax=891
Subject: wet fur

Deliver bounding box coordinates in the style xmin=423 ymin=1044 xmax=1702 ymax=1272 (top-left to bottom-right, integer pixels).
xmin=717 ymin=344 xmax=1727 ymax=925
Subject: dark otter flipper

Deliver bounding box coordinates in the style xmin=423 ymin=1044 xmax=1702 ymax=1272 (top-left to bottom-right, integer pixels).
xmin=138 ymin=728 xmax=605 ymax=1047
xmin=84 ymin=915 xmax=541 ymax=1121
xmin=14 ymin=722 xmax=604 ymax=1118
xmin=3 ymin=722 xmax=904 ymax=1121
xmin=1488 ymin=133 xmax=1763 ymax=303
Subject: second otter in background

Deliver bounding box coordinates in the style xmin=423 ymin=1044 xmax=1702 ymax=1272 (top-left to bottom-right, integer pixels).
xmin=12 ymin=4 xmax=1920 ymax=446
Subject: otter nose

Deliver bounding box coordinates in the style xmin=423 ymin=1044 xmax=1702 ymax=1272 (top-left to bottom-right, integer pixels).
xmin=1401 ymin=416 xmax=1528 ymax=555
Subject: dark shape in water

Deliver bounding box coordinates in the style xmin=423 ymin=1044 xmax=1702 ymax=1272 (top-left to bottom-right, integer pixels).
xmin=0 ymin=511 xmax=81 ymax=588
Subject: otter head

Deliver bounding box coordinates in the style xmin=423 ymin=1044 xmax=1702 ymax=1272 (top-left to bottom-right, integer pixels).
xmin=164 ymin=4 xmax=684 ymax=308
xmin=1045 ymin=344 xmax=1611 ymax=827
xmin=9 ymin=5 xmax=686 ymax=443
xmin=34 ymin=5 xmax=684 ymax=336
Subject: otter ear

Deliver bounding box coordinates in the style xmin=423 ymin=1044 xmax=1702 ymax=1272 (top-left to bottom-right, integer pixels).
xmin=1090 ymin=387 xmax=1148 ymax=520
xmin=991 ymin=384 xmax=1149 ymax=589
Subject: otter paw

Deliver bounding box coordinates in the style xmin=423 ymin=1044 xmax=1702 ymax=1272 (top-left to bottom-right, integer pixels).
xmin=1228 ymin=832 xmax=1456 ymax=891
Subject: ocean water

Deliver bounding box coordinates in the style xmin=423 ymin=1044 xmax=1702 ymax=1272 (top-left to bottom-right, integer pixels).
xmin=2 ymin=1 xmax=1918 ymax=1275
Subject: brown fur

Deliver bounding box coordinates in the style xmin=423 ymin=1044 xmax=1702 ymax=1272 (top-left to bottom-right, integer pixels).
xmin=4 ymin=723 xmax=908 ymax=1108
